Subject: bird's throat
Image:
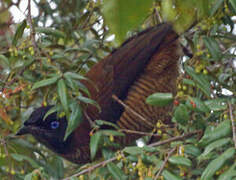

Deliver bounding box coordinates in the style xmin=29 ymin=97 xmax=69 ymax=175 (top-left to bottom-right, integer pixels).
xmin=59 ymin=119 xmax=91 ymax=164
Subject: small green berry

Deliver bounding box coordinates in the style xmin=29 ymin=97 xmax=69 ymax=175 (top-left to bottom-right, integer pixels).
xmin=223 ymin=114 xmax=228 ymax=119
xmin=182 ymin=85 xmax=187 ymax=91
xmin=177 ymin=91 xmax=184 ymax=96
xmin=178 ymin=84 xmax=182 ymax=90
xmin=203 ymin=69 xmax=208 ymax=75
xmin=195 ymin=67 xmax=201 ymax=73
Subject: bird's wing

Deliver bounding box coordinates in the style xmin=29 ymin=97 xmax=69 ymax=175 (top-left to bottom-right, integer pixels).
xmin=84 ymin=23 xmax=177 ymax=123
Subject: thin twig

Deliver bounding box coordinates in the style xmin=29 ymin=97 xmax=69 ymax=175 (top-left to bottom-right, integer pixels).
xmin=154 ymin=147 xmax=176 ymax=180
xmin=0 ymin=138 xmax=9 ymax=156
xmin=0 ymin=73 xmax=10 ymax=92
xmin=63 ymin=130 xmax=200 ymax=179
xmin=148 ymin=130 xmax=201 ymax=147
xmin=228 ymin=103 xmax=236 ymax=149
xmin=0 ymin=138 xmax=11 ymax=167
xmin=84 ymin=110 xmax=96 ymax=128
xmin=77 ymin=54 xmax=92 ymax=73
xmin=62 ymin=157 xmax=117 ymax=180
xmin=154 ymin=7 xmax=163 ymax=23
xmin=27 ymin=0 xmax=39 ymax=54
xmin=120 ymin=129 xmax=161 ymax=137
xmin=112 ymin=95 xmax=154 ymax=128
xmin=223 ymin=42 xmax=236 ymax=54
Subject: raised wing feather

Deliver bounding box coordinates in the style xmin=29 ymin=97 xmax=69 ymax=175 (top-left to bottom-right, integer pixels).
xmin=84 ymin=23 xmax=176 ymax=123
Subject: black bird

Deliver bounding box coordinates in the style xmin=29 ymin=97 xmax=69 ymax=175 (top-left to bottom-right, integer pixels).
xmin=17 ymin=23 xmax=180 ymax=164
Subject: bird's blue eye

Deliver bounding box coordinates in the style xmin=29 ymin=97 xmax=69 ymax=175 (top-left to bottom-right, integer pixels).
xmin=50 ymin=121 xmax=59 ymax=129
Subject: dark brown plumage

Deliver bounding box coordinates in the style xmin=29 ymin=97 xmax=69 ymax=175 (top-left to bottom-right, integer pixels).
xmin=16 ymin=23 xmax=180 ymax=164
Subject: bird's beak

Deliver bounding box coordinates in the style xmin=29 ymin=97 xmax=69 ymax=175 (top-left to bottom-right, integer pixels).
xmin=16 ymin=126 xmax=29 ymax=136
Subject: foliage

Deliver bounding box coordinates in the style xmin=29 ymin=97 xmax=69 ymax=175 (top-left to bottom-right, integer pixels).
xmin=0 ymin=0 xmax=235 ymax=179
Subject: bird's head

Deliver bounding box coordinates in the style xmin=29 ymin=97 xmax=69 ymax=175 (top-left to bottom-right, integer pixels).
xmin=16 ymin=106 xmax=92 ymax=164
xmin=16 ymin=106 xmax=71 ymax=154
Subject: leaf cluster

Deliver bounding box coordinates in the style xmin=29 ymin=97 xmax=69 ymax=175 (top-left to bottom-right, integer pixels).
xmin=0 ymin=0 xmax=235 ymax=179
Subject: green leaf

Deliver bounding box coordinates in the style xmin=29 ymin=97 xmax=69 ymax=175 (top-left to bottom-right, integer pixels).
xmin=229 ymin=0 xmax=236 ymax=12
xmin=144 ymin=178 xmax=153 ymax=180
xmin=77 ymin=81 xmax=91 ymax=97
xmin=141 ymin=153 xmax=154 ymax=165
xmin=43 ymin=105 xmax=60 ymax=120
xmin=77 ymin=95 xmax=101 ymax=112
xmin=11 ymin=153 xmax=40 ymax=168
xmin=218 ymin=163 xmax=236 ymax=180
xmin=203 ymin=36 xmax=222 ymax=61
xmin=185 ymin=66 xmax=211 ymax=97
xmin=173 ymin=0 xmax=196 ymax=34
xmin=11 ymin=153 xmax=24 ymax=161
xmin=210 ymin=0 xmax=224 ymax=16
xmin=199 ymin=120 xmax=231 ymax=147
xmin=146 ymin=92 xmax=173 ymax=107
xmin=161 ymin=0 xmax=178 ymax=22
xmin=123 ymin=146 xmax=143 ymax=155
xmin=199 ymin=138 xmax=231 ymax=158
xmin=57 ymin=79 xmax=69 ymax=115
xmin=102 ymin=148 xmax=114 ymax=160
xmin=182 ymin=78 xmax=210 ymax=95
xmin=49 ymin=156 xmax=64 ymax=178
xmin=64 ymin=72 xmax=88 ymax=81
xmin=182 ymin=78 xmax=196 ymax=86
xmin=0 ymin=54 xmax=10 ymax=68
xmin=201 ymin=148 xmax=235 ymax=180
xmin=127 ymin=155 xmax=138 ymax=162
xmin=64 ymin=72 xmax=91 ymax=96
xmin=107 ymin=162 xmax=127 ymax=180
xmin=69 ymin=177 xmax=78 ymax=180
xmin=186 ymin=98 xmax=210 ymax=113
xmin=35 ymin=27 xmax=65 ymax=38
xmin=143 ymin=146 xmax=158 ymax=153
xmin=95 ymin=120 xmax=120 ymax=130
xmin=51 ymin=54 xmax=66 ymax=60
xmin=90 ymin=132 xmax=102 ymax=160
xmin=24 ymin=173 xmax=33 ymax=180
xmin=196 ymin=0 xmax=210 ymax=19
xmin=100 ymin=130 xmax=125 ymax=137
xmin=23 ymin=70 xmax=36 ymax=82
xmin=12 ymin=19 xmax=27 ymax=46
xmin=184 ymin=145 xmax=201 ymax=157
xmin=64 ymin=102 xmax=83 ymax=140
xmin=32 ymin=75 xmax=60 ymax=90
xmin=64 ymin=75 xmax=77 ymax=90
xmin=174 ymin=104 xmax=190 ymax=125
xmin=64 ymin=47 xmax=81 ymax=53
xmin=162 ymin=170 xmax=183 ymax=180
xmin=168 ymin=156 xmax=192 ymax=167
xmin=205 ymin=98 xmax=227 ymax=111
xmin=102 ymin=0 xmax=153 ymax=43
xmin=10 ymin=138 xmax=38 ymax=152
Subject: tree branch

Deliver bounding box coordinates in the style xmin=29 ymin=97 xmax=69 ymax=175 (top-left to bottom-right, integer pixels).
xmin=63 ymin=157 xmax=117 ymax=180
xmin=228 ymin=103 xmax=236 ymax=149
xmin=154 ymin=147 xmax=176 ymax=180
xmin=112 ymin=94 xmax=154 ymax=128
xmin=63 ymin=130 xmax=200 ymax=179
xmin=120 ymin=129 xmax=161 ymax=137
xmin=27 ymin=0 xmax=39 ymax=54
